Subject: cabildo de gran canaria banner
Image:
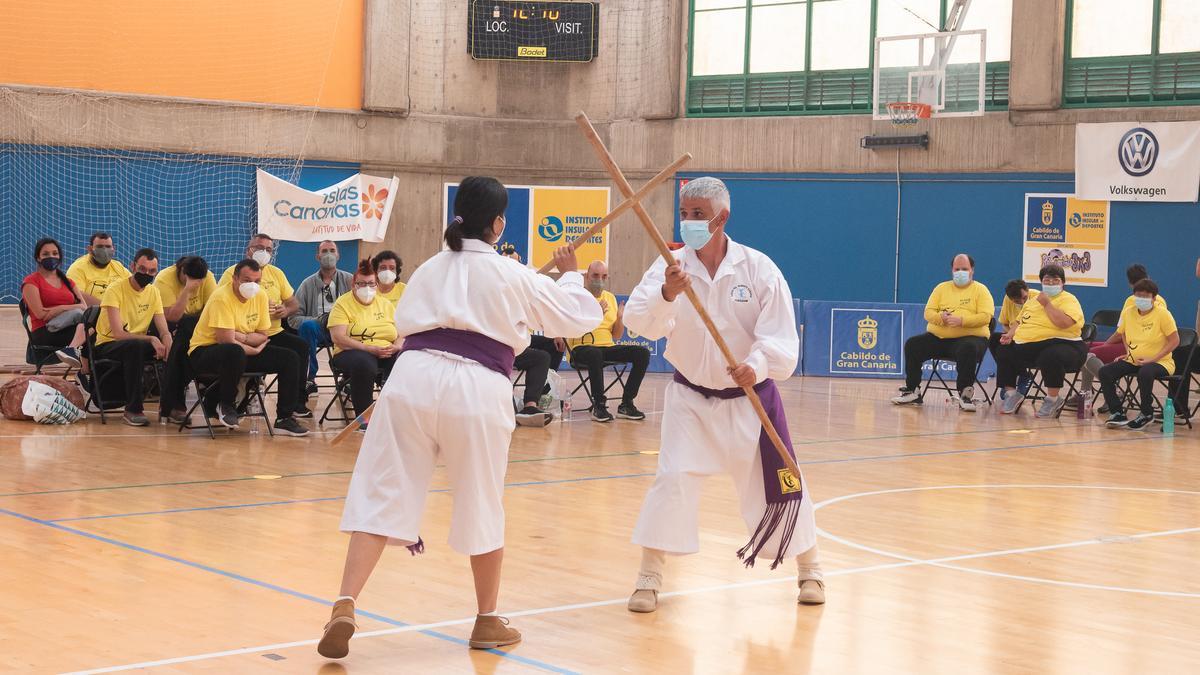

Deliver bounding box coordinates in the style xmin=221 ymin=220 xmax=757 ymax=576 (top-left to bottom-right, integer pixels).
xmin=1022 ymin=193 xmax=1110 ymax=288
xmin=1075 ymin=121 xmax=1200 ymax=203
xmin=443 ymin=183 xmax=609 ymax=271
xmin=257 ymin=170 xmax=399 ymax=243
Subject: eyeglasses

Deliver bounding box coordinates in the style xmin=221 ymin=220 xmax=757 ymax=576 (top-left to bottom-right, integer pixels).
xmin=354 ymin=281 xmax=377 ymax=289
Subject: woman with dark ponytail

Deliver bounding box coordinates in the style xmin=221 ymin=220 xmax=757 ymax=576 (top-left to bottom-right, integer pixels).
xmin=21 ymin=237 xmax=87 ymax=367
xmin=319 ymin=176 xmax=602 ymax=658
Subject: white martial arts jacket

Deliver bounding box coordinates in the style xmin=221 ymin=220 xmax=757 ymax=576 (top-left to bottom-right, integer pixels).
xmin=624 ymin=236 xmax=798 ymax=390
xmin=393 ymin=238 xmax=601 ymax=353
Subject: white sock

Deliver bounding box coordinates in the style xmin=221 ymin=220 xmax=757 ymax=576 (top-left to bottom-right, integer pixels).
xmin=337 ymin=595 xmax=355 ymax=603
xmin=480 ymin=610 xmax=498 ymax=617
xmin=795 ymin=545 xmax=824 ymax=582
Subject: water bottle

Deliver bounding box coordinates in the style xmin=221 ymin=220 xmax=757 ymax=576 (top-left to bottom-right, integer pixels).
xmin=561 ymin=398 xmax=572 ymax=423
xmin=1075 ymin=393 xmax=1086 ymax=420
xmin=1083 ymin=398 xmax=1093 ymax=420
xmin=247 ymin=396 xmax=262 ymax=435
xmin=1163 ymin=398 xmax=1175 ymax=436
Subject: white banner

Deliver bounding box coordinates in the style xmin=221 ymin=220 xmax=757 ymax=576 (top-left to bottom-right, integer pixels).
xmin=256 ymin=170 xmax=399 ymax=242
xmin=1075 ymin=121 xmax=1200 ymax=202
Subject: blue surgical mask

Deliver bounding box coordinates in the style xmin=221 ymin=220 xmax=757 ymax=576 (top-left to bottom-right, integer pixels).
xmin=1042 ymin=283 xmax=1063 ymax=297
xmin=680 ymin=218 xmax=715 ymax=250
xmin=952 ymin=270 xmax=970 ymax=287
xmin=1134 ymin=296 xmax=1154 ymax=312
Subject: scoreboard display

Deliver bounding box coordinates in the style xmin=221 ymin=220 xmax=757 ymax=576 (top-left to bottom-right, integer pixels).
xmin=468 ymin=1 xmax=600 ymax=63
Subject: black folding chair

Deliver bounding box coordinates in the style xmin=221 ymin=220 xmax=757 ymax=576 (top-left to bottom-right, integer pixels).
xmin=19 ymin=300 xmax=71 ymax=375
xmin=79 ymin=307 xmax=128 ymax=423
xmin=566 ymin=345 xmax=628 ymax=413
xmin=179 ymin=372 xmax=275 ymax=439
xmin=1117 ymin=328 xmax=1200 ymax=429
xmin=919 ymin=318 xmax=996 ymax=406
xmin=1090 ymin=309 xmax=1121 ymax=342
xmin=1014 ymin=323 xmax=1096 ymax=417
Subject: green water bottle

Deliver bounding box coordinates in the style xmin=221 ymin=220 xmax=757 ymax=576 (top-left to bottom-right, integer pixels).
xmin=1163 ymin=397 xmax=1175 ymax=436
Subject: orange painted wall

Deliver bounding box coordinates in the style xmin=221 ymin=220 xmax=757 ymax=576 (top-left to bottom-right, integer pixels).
xmin=0 ymin=0 xmax=363 ymax=109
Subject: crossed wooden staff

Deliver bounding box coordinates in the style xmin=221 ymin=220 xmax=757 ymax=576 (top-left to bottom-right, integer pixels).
xmin=332 ymin=113 xmax=804 ymax=485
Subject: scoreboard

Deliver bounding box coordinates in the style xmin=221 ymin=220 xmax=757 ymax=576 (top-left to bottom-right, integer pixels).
xmin=468 ymin=1 xmax=600 ymax=63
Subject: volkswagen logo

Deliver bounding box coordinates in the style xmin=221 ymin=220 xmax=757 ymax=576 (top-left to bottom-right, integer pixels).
xmin=1118 ymin=127 xmax=1158 ymax=177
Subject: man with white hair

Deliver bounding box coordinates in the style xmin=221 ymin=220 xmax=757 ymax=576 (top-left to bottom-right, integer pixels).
xmin=622 ymin=176 xmax=824 ymax=613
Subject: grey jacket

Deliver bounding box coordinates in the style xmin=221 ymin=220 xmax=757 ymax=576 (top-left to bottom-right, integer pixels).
xmin=287 ymin=268 xmax=354 ymax=329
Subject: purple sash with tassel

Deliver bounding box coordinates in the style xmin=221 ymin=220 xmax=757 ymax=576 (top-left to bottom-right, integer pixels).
xmin=672 ymin=371 xmax=804 ymax=570
xmin=393 ymin=327 xmax=517 ymax=555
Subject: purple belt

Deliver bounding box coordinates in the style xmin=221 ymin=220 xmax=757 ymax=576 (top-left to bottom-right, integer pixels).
xmin=399 ymin=328 xmax=515 ymax=377
xmin=672 ymin=370 xmax=804 ymax=570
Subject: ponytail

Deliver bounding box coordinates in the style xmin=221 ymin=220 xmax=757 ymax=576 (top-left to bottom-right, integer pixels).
xmin=444 ymin=215 xmax=466 ymax=252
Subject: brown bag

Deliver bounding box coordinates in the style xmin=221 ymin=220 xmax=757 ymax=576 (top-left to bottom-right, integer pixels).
xmin=0 ymin=375 xmax=86 ymax=421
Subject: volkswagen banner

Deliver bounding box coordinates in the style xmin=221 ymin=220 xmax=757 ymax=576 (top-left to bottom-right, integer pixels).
xmin=1075 ymin=121 xmax=1200 ymax=203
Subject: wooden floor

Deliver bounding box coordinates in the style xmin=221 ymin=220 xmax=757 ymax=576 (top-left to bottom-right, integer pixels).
xmin=2 ymin=307 xmax=1198 ymax=674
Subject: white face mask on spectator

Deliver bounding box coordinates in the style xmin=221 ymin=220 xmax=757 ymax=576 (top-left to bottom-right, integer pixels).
xmin=239 ymin=282 xmax=260 ymax=299
xmin=355 ymin=287 xmax=376 ymax=303
xmin=251 ymin=249 xmax=272 ymax=266
xmin=377 ymin=270 xmax=397 ymax=285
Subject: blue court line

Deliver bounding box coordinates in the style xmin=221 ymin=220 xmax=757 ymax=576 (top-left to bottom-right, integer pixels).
xmin=0 ymin=506 xmax=577 ymax=674
xmin=43 ymin=436 xmax=1167 ymax=524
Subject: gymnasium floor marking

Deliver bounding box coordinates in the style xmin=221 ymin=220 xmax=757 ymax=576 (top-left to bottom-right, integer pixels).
xmin=0 ymin=506 xmax=577 ymax=675
xmin=814 ymin=484 xmax=1200 ymax=598
xmin=60 ymin=503 xmax=1197 ymax=673
xmin=37 ymin=435 xmax=1165 ymax=522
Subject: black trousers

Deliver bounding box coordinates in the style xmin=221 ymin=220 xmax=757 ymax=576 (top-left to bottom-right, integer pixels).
xmin=31 ymin=325 xmax=74 ymax=350
xmin=330 ymin=350 xmax=397 ymax=419
xmin=513 ymin=346 xmax=551 ymax=405
xmin=159 ymin=314 xmax=199 ymax=414
xmin=570 ymin=344 xmax=651 ymax=404
xmin=902 ymin=333 xmax=988 ymax=392
xmin=189 ymin=342 xmax=303 ymax=418
xmin=529 ymin=335 xmax=564 ymax=370
xmin=268 ymin=330 xmax=311 ymax=404
xmin=995 ymin=339 xmax=1087 ymax=389
xmin=1099 ymin=360 xmax=1167 ymax=416
xmin=93 ymin=339 xmax=156 ymax=413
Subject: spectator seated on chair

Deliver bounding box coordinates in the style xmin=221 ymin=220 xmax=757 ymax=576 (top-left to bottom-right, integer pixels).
xmin=327 ymin=259 xmax=401 ymax=422
xmin=189 ymin=259 xmax=309 ymax=436
xmin=990 ymin=279 xmax=1035 ymax=400
xmin=372 ymin=249 xmax=407 ymax=304
xmin=1081 ymin=263 xmax=1167 ymax=392
xmin=995 ymin=264 xmax=1087 ymax=417
xmin=22 ymin=237 xmax=87 ymax=368
xmin=892 ymin=253 xmax=993 ymax=413
xmin=288 ymin=240 xmax=353 ymax=398
xmin=217 ymin=234 xmax=310 ymax=416
xmin=505 ymin=247 xmax=561 ymax=428
xmin=92 ymin=247 xmax=171 ymax=427
xmin=566 ymin=261 xmax=649 ymax=423
xmin=1099 ymin=279 xmax=1179 ymax=431
xmin=67 ymin=231 xmax=130 ymax=307
xmin=155 ymin=255 xmax=217 ymax=424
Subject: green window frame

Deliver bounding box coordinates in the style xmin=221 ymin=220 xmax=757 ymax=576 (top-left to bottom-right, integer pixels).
xmin=686 ymin=0 xmax=1011 ymax=117
xmin=1064 ymin=0 xmax=1200 ymax=108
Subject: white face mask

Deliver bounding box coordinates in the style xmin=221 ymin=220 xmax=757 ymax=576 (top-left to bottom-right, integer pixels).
xmin=355 ymin=287 xmax=376 ymax=303
xmin=239 ymin=282 xmax=260 ymax=299
xmin=377 ymin=269 xmax=397 ymax=285
xmin=251 ymin=249 xmax=272 ymax=266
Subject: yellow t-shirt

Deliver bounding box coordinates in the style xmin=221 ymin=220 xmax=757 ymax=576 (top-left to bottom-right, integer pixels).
xmin=155 ymin=268 xmax=217 ymax=317
xmin=379 ymin=281 xmax=406 ymax=305
xmin=217 ymin=264 xmax=294 ymax=336
xmin=189 ymin=284 xmax=271 ymax=354
xmin=1013 ymin=290 xmax=1085 ymax=343
xmin=95 ymin=280 xmax=164 ymax=346
xmin=326 ymin=292 xmax=398 ymax=355
xmin=1116 ymin=293 xmax=1167 ymax=328
xmin=923 ymin=281 xmax=994 ymax=339
xmin=66 ymin=255 xmax=131 ymax=300
xmin=998 ymin=290 xmax=1038 ymax=329
xmin=567 ymin=290 xmax=618 ymax=349
xmin=1118 ymin=303 xmax=1178 ymax=374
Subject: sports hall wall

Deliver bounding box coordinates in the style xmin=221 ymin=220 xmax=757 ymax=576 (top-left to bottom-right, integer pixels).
xmin=2 ymin=1 xmax=1200 ymax=308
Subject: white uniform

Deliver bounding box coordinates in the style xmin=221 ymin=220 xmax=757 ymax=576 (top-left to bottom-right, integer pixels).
xmin=624 ymin=236 xmax=816 ymax=558
xmin=340 ymin=238 xmax=601 ymax=555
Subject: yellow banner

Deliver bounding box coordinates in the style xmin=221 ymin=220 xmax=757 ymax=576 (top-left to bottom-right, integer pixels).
xmin=529 ymin=187 xmax=610 ymax=272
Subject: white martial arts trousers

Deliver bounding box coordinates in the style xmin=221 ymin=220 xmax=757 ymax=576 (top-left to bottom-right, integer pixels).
xmin=340 ymin=349 xmax=517 ymax=556
xmin=632 ymin=381 xmax=817 ymax=558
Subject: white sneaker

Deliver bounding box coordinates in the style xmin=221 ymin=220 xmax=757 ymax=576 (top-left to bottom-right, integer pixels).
xmin=891 ymin=391 xmax=921 ymax=405
xmin=956 ymin=386 xmax=977 ymax=412
xmin=1000 ymin=391 xmax=1024 ymax=414
xmin=1035 ymin=395 xmax=1064 ymax=418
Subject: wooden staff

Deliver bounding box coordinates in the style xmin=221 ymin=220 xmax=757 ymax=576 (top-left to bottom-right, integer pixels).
xmin=330 ymin=151 xmax=692 ymax=445
xmin=536 ymin=153 xmax=692 ymax=274
xmin=573 ymin=111 xmax=803 ymax=482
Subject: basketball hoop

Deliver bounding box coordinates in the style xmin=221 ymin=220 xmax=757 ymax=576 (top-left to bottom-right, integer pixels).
xmin=886 ymin=102 xmax=932 ymax=126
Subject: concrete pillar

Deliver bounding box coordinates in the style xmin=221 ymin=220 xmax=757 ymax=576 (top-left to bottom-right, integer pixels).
xmin=363 ymin=0 xmax=411 ymax=113
xmin=1008 ymin=0 xmax=1066 ymax=112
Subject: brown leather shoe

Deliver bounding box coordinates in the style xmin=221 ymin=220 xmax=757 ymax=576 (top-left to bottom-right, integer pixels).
xmin=468 ymin=614 xmax=522 ymax=649
xmin=317 ymin=598 xmax=357 ymax=659
xmin=627 ymin=588 xmax=658 ymax=613
xmin=798 ymin=579 xmax=826 ymax=605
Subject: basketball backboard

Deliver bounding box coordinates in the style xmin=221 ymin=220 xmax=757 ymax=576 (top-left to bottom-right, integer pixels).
xmin=872 ymin=29 xmax=987 ymax=121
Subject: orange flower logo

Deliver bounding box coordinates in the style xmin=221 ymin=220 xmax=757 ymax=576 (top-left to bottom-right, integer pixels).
xmin=362 ymin=184 xmax=389 ymax=220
